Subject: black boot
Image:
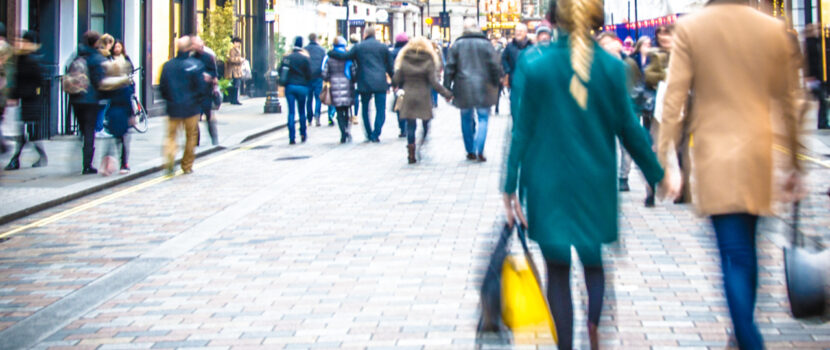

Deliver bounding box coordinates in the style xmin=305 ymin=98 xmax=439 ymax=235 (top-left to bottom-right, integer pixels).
xmin=4 ymin=157 xmax=19 ymax=170
xmin=32 ymin=143 xmax=47 ymax=168
xmin=619 ymin=178 xmax=630 ymax=192
xmin=407 ymin=144 xmax=416 ymax=164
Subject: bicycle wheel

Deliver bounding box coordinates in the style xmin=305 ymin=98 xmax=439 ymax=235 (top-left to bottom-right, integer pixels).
xmin=132 ymin=97 xmax=149 ymax=133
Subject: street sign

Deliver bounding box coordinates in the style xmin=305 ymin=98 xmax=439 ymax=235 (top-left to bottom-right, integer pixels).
xmin=390 ymin=1 xmax=403 ymax=7
xmin=349 ymin=19 xmax=366 ymax=26
xmin=439 ymin=12 xmax=450 ymax=28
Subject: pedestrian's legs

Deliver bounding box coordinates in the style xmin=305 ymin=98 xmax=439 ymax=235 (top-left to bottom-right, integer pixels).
xmin=814 ymin=84 xmax=828 ymax=129
xmin=541 ymin=244 xmax=574 ymax=350
xmin=459 ymin=109 xmax=475 ymax=155
xmin=0 ymin=109 xmax=7 ymax=154
xmin=307 ymin=79 xmax=322 ymax=125
xmin=296 ymin=89 xmax=308 ymax=140
xmin=431 ymin=89 xmax=438 ymax=108
xmin=181 ymin=115 xmax=199 ymax=172
xmin=405 ymin=119 xmax=417 ymax=145
xmin=372 ymin=92 xmax=387 ymax=141
xmin=164 ymin=118 xmax=181 ymax=171
xmin=353 ymin=92 xmax=360 ymax=117
xmin=120 ymin=134 xmax=130 ymax=168
xmin=360 ymin=93 xmax=373 ymax=140
xmin=286 ymin=88 xmax=297 ymax=142
xmin=618 ymin=139 xmax=632 ymax=179
xmin=473 ymin=108 xmax=490 ymax=156
xmin=230 ymin=78 xmax=241 ymax=104
xmin=205 ymin=109 xmax=219 ymax=145
xmin=314 ymin=79 xmax=323 ymax=120
xmin=711 ymin=214 xmax=763 ymax=350
xmin=75 ymin=104 xmax=98 ymax=171
xmin=336 ymin=107 xmax=349 ymax=142
xmin=495 ymin=87 xmax=502 ymax=114
xmin=421 ymin=119 xmax=431 ymax=144
xmin=95 ymin=104 xmax=106 ymax=132
xmin=328 ymin=105 xmax=336 ymax=124
xmin=4 ymin=122 xmax=24 ymax=170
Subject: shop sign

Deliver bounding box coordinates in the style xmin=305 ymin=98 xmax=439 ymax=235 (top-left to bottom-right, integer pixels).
xmin=265 ymin=9 xmax=276 ymax=22
xmin=349 ymin=19 xmax=366 ymax=26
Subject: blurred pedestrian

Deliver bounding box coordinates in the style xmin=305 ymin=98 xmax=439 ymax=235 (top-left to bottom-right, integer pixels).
xmin=501 ymin=23 xmax=531 ymax=93
xmin=534 ymin=25 xmax=552 ymax=46
xmin=305 ymin=33 xmax=327 ymax=127
xmin=597 ymin=32 xmax=640 ymax=192
xmin=0 ymin=23 xmax=13 ymax=155
xmin=94 ymin=34 xmax=114 ymax=136
xmin=322 ymin=36 xmax=356 ymax=143
xmin=279 ymin=36 xmax=313 ymax=145
xmin=348 ymin=33 xmax=361 ymax=123
xmin=503 ymin=1 xmax=666 ymax=348
xmin=491 ymin=36 xmax=505 ymax=115
xmin=68 ymin=31 xmax=106 ymax=175
xmin=444 ymin=19 xmax=502 ymax=162
xmin=393 ymin=37 xmax=452 ymax=164
xmin=328 ymin=26 xmax=394 ymax=143
xmin=191 ymin=36 xmax=220 ymax=146
xmin=98 ymin=40 xmax=134 ymax=174
xmin=5 ymin=31 xmax=47 ymax=171
xmin=225 ymin=37 xmax=244 ymax=105
xmin=390 ymin=32 xmax=409 ymax=138
xmin=659 ymin=3 xmax=804 ymax=349
xmin=159 ymin=36 xmax=206 ymax=175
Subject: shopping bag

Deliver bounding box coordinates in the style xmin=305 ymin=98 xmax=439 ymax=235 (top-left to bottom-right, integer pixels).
xmin=320 ymin=83 xmax=333 ymax=106
xmin=476 ymin=223 xmax=557 ymax=346
xmin=502 ymin=224 xmax=557 ymax=344
xmin=784 ymin=201 xmax=828 ymax=319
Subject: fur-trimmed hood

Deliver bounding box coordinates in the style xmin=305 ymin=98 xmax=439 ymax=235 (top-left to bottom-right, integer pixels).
xmin=394 ymin=37 xmax=440 ymax=72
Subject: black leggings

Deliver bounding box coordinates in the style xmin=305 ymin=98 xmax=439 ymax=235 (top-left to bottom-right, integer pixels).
xmin=335 ymin=106 xmax=351 ymax=141
xmin=406 ymin=119 xmax=430 ymax=145
xmin=541 ymin=244 xmax=605 ymax=350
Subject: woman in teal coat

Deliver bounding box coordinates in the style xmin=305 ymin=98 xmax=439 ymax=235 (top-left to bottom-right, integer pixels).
xmin=502 ymin=1 xmax=669 ymax=348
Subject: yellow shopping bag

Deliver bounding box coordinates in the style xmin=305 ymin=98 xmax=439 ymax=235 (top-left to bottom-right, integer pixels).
xmin=501 ymin=225 xmax=557 ymax=345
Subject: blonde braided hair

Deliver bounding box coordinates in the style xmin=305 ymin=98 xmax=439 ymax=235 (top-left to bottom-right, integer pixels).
xmin=558 ymin=0 xmax=604 ymax=110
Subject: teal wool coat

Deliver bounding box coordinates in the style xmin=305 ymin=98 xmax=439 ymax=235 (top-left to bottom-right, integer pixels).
xmin=503 ymin=36 xmax=664 ymax=253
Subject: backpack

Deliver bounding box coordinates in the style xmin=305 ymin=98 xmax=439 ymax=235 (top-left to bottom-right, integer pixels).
xmin=62 ymin=55 xmax=90 ymax=95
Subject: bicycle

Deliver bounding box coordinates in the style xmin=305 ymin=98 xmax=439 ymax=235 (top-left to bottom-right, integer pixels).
xmin=128 ymin=68 xmax=148 ymax=133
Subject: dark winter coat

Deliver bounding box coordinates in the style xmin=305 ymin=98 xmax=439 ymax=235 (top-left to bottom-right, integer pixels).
xmin=444 ymin=33 xmax=502 ymax=109
xmin=328 ymin=37 xmax=393 ymax=93
xmin=501 ymin=38 xmax=531 ymax=87
xmin=389 ymin=41 xmax=407 ymax=88
xmin=279 ymin=50 xmax=312 ymax=87
xmin=192 ymin=50 xmax=217 ymax=112
xmin=322 ymin=54 xmax=355 ymax=108
xmin=304 ymin=42 xmax=327 ymax=80
xmin=159 ymin=52 xmax=207 ymax=118
xmin=392 ymin=39 xmax=452 ymax=121
xmin=13 ymin=43 xmax=46 ymax=122
xmin=69 ymin=44 xmax=106 ymax=106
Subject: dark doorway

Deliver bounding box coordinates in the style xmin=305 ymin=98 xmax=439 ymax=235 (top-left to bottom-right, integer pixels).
xmin=27 ymin=0 xmax=60 ymax=139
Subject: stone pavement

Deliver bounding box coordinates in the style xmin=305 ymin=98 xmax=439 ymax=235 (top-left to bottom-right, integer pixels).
xmin=0 ymin=96 xmax=828 ymax=350
xmin=0 ymin=97 xmax=287 ymax=223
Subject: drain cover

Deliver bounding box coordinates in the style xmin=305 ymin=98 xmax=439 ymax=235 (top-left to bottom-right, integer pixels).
xmin=274 ymin=155 xmax=312 ymax=161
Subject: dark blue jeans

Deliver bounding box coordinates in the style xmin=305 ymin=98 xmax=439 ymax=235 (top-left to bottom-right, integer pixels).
xmin=405 ymin=119 xmax=430 ymax=145
xmin=711 ymin=213 xmax=763 ymax=350
xmin=360 ymin=92 xmax=387 ymax=141
xmin=307 ymin=78 xmax=323 ymax=119
xmin=229 ymin=78 xmax=241 ymax=104
xmin=285 ymin=84 xmax=309 ymax=142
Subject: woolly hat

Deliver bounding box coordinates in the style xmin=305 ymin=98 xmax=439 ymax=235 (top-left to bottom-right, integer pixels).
xmin=293 ymin=36 xmax=304 ymax=49
xmin=395 ymin=32 xmax=409 ymax=43
xmin=535 ymin=26 xmax=552 ymax=36
xmin=334 ymin=36 xmax=347 ymax=46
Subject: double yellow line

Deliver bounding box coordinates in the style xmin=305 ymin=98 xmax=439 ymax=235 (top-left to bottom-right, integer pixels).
xmin=0 ymin=134 xmax=278 ymax=240
xmin=773 ymin=144 xmax=830 ymax=169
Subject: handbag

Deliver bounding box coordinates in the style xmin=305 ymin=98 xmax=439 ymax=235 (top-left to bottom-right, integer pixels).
xmin=477 ymin=223 xmax=557 ymax=345
xmin=320 ymin=82 xmax=333 ymax=106
xmin=784 ymin=201 xmax=827 ymax=319
xmin=394 ymin=89 xmax=405 ymax=112
xmin=241 ymin=59 xmax=253 ymax=81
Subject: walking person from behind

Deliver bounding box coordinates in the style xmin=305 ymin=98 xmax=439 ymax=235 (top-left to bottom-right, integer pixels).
xmin=225 ymin=37 xmax=244 ymax=105
xmin=67 ymin=31 xmax=106 ymax=174
xmin=279 ymin=36 xmax=313 ymax=145
xmin=659 ymin=3 xmax=803 ymax=348
xmin=191 ymin=36 xmax=220 ymax=146
xmin=444 ymin=19 xmax=502 ymax=162
xmin=328 ymin=27 xmax=394 ymax=143
xmin=390 ymin=32 xmax=409 ymax=138
xmin=305 ymin=33 xmax=327 ymax=127
xmin=159 ymin=36 xmax=207 ymax=175
xmin=5 ymin=31 xmax=47 ymax=171
xmin=393 ymin=37 xmax=452 ymax=164
xmin=98 ymin=40 xmax=134 ymax=174
xmin=322 ymin=36 xmax=356 ymax=143
xmin=503 ymin=1 xmax=667 ymax=348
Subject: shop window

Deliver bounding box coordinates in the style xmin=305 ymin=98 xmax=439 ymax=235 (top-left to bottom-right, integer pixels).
xmin=91 ymin=0 xmax=106 ymax=33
